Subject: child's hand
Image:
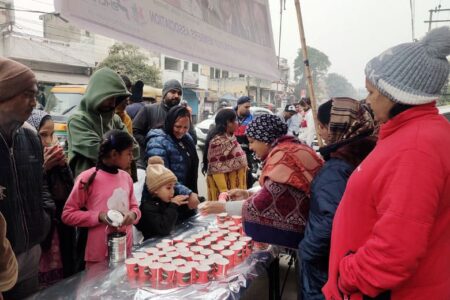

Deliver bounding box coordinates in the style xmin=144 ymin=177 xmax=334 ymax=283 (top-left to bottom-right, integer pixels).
xmin=121 ymin=212 xmax=137 ymax=226
xmin=171 ymin=195 xmax=189 ymax=206
xmin=98 ymin=212 xmax=109 ymax=225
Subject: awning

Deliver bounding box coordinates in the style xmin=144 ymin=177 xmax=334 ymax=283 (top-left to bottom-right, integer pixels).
xmin=34 ymin=71 xmax=89 ymax=85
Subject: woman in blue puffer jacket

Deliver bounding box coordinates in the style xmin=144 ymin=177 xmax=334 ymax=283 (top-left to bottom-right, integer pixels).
xmin=299 ymin=98 xmax=377 ymax=300
xmin=143 ymin=106 xmax=200 ymax=223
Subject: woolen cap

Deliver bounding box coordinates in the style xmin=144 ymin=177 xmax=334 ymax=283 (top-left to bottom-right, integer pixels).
xmin=237 ymin=96 xmax=251 ymax=106
xmin=0 ymin=57 xmax=36 ymax=102
xmin=246 ymin=114 xmax=287 ymax=144
xmin=365 ymin=26 xmax=450 ymax=105
xmin=162 ymin=79 xmax=182 ymax=99
xmin=146 ymin=156 xmax=177 ymax=193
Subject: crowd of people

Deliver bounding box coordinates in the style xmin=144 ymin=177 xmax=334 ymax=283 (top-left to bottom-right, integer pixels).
xmin=0 ymin=26 xmax=449 ymax=300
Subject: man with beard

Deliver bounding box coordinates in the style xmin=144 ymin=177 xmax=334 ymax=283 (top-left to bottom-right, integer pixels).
xmin=133 ymin=79 xmax=196 ymax=168
xmin=67 ymin=67 xmax=139 ymax=178
xmin=234 ymin=96 xmax=255 ymax=187
xmin=0 ymin=57 xmax=54 ymax=299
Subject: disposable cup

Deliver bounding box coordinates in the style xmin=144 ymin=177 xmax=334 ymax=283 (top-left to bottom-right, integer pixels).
xmin=125 ymin=258 xmax=138 ymax=276
xmin=180 ymin=251 xmax=194 ymax=261
xmin=148 ymin=262 xmax=162 ymax=282
xmin=215 ymin=258 xmax=230 ymax=277
xmin=156 ymin=242 xmax=170 ymax=250
xmin=183 ymin=238 xmax=196 ymax=246
xmin=192 ymin=254 xmax=206 ymax=263
xmin=231 ymin=215 xmax=242 ymax=225
xmin=216 ymin=212 xmax=228 ymax=224
xmin=132 ymin=252 xmax=148 ymax=260
xmin=161 ymin=239 xmax=173 ymax=246
xmin=200 ymin=248 xmax=214 ymax=257
xmin=211 ymin=244 xmax=225 ymax=253
xmin=197 ymin=240 xmax=211 ymax=248
xmin=230 ymin=244 xmax=244 ymax=264
xmin=195 ymin=264 xmax=211 ymax=284
xmin=217 ymin=240 xmax=232 ymax=249
xmin=175 ymin=242 xmax=189 ymax=249
xmin=137 ymin=260 xmax=150 ymax=278
xmin=143 ymin=247 xmax=159 ymax=256
xmin=161 ymin=264 xmax=176 ymax=284
xmin=172 ymin=258 xmax=187 ymax=267
xmin=220 ymin=249 xmax=235 ymax=267
xmin=176 ymin=266 xmax=192 ymax=286
xmin=158 ymin=256 xmax=172 ymax=264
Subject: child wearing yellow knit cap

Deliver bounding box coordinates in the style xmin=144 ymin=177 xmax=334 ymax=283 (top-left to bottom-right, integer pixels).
xmin=135 ymin=156 xmax=189 ymax=239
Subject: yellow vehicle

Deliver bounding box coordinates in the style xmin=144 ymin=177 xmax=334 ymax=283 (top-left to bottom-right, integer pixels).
xmin=44 ymin=84 xmax=162 ymax=147
xmin=44 ymin=85 xmax=87 ymax=147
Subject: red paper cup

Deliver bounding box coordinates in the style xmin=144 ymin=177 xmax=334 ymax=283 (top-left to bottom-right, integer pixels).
xmin=190 ymin=246 xmax=204 ymax=255
xmin=218 ymin=229 xmax=230 ymax=235
xmin=231 ymin=215 xmax=242 ymax=225
xmin=132 ymin=252 xmax=148 ymax=260
xmin=180 ymin=251 xmax=194 ymax=261
xmin=185 ymin=261 xmax=199 ymax=282
xmin=220 ymin=249 xmax=235 ymax=267
xmin=208 ymin=253 xmax=224 ymax=261
xmin=175 ymin=242 xmax=189 ymax=249
xmin=217 ymin=240 xmax=232 ymax=249
xmin=239 ymin=236 xmax=253 ymax=254
xmin=230 ymin=244 xmax=244 ymax=264
xmin=173 ymin=237 xmax=183 ymax=244
xmin=197 ymin=240 xmax=211 ymax=248
xmin=137 ymin=260 xmax=150 ymax=278
xmin=217 ymin=224 xmax=228 ymax=230
xmin=143 ymin=255 xmax=158 ymax=264
xmin=165 ymin=246 xmax=177 ymax=253
xmin=183 ymin=238 xmax=196 ymax=246
xmin=125 ymin=258 xmax=138 ymax=277
xmin=200 ymin=248 xmax=214 ymax=257
xmin=161 ymin=264 xmax=176 ymax=284
xmin=166 ymin=251 xmax=179 ymax=260
xmin=156 ymin=242 xmax=170 ymax=250
xmin=211 ymin=244 xmax=225 ymax=253
xmin=211 ymin=232 xmax=224 ymax=241
xmin=190 ymin=233 xmax=203 ymax=243
xmin=228 ymin=232 xmax=241 ymax=238
xmin=158 ymin=257 xmax=172 ymax=264
xmin=216 ymin=212 xmax=228 ymax=224
xmin=143 ymin=247 xmax=159 ymax=256
xmin=229 ymin=226 xmax=240 ymax=233
xmin=176 ymin=266 xmax=192 ymax=286
xmin=224 ymin=236 xmax=237 ymax=244
xmin=172 ymin=258 xmax=187 ymax=267
xmin=234 ymin=241 xmax=247 ymax=257
xmin=215 ymin=258 xmax=230 ymax=277
xmin=148 ymin=262 xmax=162 ymax=282
xmin=195 ymin=264 xmax=211 ymax=284
xmin=192 ymin=254 xmax=206 ymax=262
xmin=199 ymin=231 xmax=211 ymax=238
xmin=161 ymin=239 xmax=173 ymax=246
xmin=209 ymin=227 xmax=220 ymax=233
xmin=224 ymin=221 xmax=235 ymax=227
xmin=205 ymin=236 xmax=218 ymax=244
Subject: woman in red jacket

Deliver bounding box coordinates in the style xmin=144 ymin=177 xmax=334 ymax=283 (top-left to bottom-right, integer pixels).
xmin=323 ymin=27 xmax=450 ymax=300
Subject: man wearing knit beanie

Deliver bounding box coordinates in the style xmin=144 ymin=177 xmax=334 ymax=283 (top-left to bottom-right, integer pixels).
xmin=133 ymin=79 xmax=197 ymax=169
xmin=0 ymin=57 xmax=55 ymax=299
xmin=324 ymin=27 xmax=450 ymax=300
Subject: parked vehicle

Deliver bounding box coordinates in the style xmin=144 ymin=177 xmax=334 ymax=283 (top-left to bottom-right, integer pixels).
xmin=195 ymin=106 xmax=273 ymax=149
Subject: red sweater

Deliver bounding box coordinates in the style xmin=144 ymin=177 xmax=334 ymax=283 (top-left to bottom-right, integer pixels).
xmin=323 ymin=103 xmax=450 ymax=300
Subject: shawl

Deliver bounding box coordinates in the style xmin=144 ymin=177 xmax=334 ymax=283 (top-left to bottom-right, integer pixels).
xmin=207 ymin=134 xmax=247 ymax=175
xmin=259 ymin=136 xmax=323 ymax=193
xmin=242 ymin=136 xmax=323 ymax=248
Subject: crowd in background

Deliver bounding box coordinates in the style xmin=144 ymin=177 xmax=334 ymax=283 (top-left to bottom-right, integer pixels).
xmin=0 ymin=26 xmax=449 ymax=300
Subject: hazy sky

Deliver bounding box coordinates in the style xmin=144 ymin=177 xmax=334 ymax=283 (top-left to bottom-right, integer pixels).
xmin=269 ymin=0 xmax=450 ymax=89
xmin=13 ymin=0 xmax=450 ymax=90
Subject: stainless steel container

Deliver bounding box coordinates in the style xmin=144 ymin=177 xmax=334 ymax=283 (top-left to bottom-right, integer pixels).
xmin=107 ymin=232 xmax=127 ymax=264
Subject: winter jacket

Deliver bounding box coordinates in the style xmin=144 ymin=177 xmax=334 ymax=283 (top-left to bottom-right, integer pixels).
xmin=133 ymin=102 xmax=197 ymax=168
xmin=300 ymin=136 xmax=376 ymax=300
xmin=67 ymin=67 xmax=139 ymax=178
xmin=0 ymin=126 xmax=54 ymax=255
xmin=126 ymin=102 xmax=145 ymax=120
xmin=145 ymin=129 xmax=198 ymax=196
xmin=323 ymin=103 xmax=450 ymax=300
xmin=135 ymin=195 xmax=179 ymax=239
xmin=62 ymin=168 xmax=141 ymax=263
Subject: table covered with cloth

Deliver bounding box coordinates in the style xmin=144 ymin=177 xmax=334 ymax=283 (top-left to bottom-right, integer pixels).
xmin=28 ymin=215 xmax=277 ymax=300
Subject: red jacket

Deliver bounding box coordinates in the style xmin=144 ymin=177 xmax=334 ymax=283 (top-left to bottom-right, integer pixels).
xmin=323 ymin=103 xmax=450 ymax=300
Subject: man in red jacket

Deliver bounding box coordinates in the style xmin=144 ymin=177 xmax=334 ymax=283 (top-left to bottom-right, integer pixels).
xmin=323 ymin=27 xmax=450 ymax=300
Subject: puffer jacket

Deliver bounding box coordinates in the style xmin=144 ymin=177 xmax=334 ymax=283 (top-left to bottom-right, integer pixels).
xmin=0 ymin=126 xmax=54 ymax=255
xmin=145 ymin=129 xmax=197 ymax=196
xmin=300 ymin=136 xmax=377 ymax=300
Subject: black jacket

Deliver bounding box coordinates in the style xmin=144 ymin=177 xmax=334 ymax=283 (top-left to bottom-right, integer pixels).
xmin=135 ymin=195 xmax=179 ymax=240
xmin=0 ymin=126 xmax=54 ymax=255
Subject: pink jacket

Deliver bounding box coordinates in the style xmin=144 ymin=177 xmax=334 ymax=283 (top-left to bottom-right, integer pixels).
xmin=62 ymin=168 xmax=141 ymax=263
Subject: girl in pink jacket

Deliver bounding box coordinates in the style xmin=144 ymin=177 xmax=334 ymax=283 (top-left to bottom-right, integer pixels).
xmin=62 ymin=130 xmax=141 ymax=267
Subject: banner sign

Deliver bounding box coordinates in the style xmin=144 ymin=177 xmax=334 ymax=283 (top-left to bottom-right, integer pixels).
xmin=54 ymin=0 xmax=279 ymax=81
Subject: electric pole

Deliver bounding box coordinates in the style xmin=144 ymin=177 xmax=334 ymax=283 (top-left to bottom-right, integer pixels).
xmin=424 ymin=6 xmax=450 ymax=32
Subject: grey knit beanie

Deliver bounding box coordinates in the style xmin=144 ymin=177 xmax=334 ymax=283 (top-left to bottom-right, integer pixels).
xmin=162 ymin=79 xmax=182 ymax=99
xmin=365 ymin=26 xmax=450 ymax=105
